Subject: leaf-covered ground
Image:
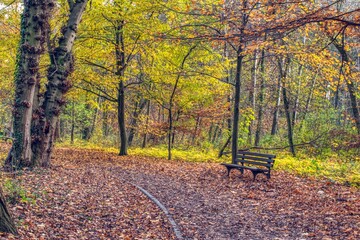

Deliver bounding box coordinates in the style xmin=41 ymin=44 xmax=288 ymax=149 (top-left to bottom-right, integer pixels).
xmin=1 ymin=144 xmax=359 ymax=239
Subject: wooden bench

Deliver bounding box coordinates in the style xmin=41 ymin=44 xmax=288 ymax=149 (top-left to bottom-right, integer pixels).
xmin=221 ymin=151 xmax=276 ymax=180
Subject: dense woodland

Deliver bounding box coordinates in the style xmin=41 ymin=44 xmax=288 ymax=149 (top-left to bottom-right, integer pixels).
xmin=0 ymin=0 xmax=359 ymax=238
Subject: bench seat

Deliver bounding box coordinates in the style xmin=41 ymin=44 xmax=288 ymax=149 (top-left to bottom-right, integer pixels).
xmin=221 ymin=151 xmax=275 ymax=180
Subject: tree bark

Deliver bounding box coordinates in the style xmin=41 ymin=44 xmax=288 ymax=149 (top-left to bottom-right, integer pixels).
xmin=167 ymin=46 xmax=196 ymax=160
xmin=6 ymin=0 xmax=54 ymax=170
xmin=231 ymin=52 xmax=244 ymax=163
xmin=333 ymin=41 xmax=360 ymax=134
xmin=279 ymin=57 xmax=296 ymax=156
xmin=254 ymin=49 xmax=265 ymax=146
xmin=118 ymin=80 xmax=127 ymax=155
xmin=292 ymin=64 xmax=302 ymax=128
xmin=114 ymin=20 xmax=128 ymax=156
xmin=128 ymin=98 xmax=147 ymax=147
xmin=32 ymin=0 xmax=88 ymax=166
xmin=0 ymin=187 xmax=17 ymax=235
xmin=70 ymin=102 xmax=75 ymax=144
xmin=271 ymin=73 xmax=282 ymax=135
xmin=248 ymin=50 xmax=258 ymax=144
xmin=142 ymin=100 xmax=151 ymax=148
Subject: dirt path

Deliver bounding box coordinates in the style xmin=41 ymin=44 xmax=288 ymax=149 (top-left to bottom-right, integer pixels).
xmin=1 ymin=146 xmax=360 ymax=239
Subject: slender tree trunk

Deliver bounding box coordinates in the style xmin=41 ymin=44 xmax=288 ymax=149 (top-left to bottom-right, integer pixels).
xmin=254 ymin=49 xmax=265 ymax=146
xmin=167 ymin=46 xmax=196 ymax=160
xmin=192 ymin=116 xmax=200 ymax=145
xmin=102 ymin=102 xmax=109 ymax=137
xmin=142 ymin=100 xmax=151 ymax=148
xmin=279 ymin=57 xmax=295 ymax=156
xmin=248 ymin=50 xmax=258 ymax=144
xmin=271 ymin=74 xmax=282 ymax=135
xmin=70 ymin=101 xmax=75 ymax=144
xmin=89 ymin=96 xmax=100 ymax=139
xmin=32 ymin=1 xmax=88 ymax=166
xmin=118 ymin=80 xmax=127 ymax=155
xmin=82 ymin=103 xmax=91 ymax=140
xmin=300 ymin=73 xmax=317 ymax=131
xmin=232 ymin=51 xmax=244 ymax=163
xmin=292 ymin=65 xmax=302 ymax=128
xmin=128 ymin=98 xmax=147 ymax=146
xmin=333 ymin=43 xmax=360 ymax=134
xmin=167 ymin=108 xmax=173 ymax=160
xmin=0 ymin=188 xmax=17 ymax=235
xmin=6 ymin=1 xmax=53 ymax=170
xmin=114 ymin=20 xmax=129 ymax=155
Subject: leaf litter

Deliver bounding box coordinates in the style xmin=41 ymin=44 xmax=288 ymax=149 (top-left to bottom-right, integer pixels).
xmin=0 ymin=144 xmax=359 ymax=239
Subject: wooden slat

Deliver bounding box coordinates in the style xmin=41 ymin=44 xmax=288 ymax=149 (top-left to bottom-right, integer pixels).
xmin=238 ymin=151 xmax=276 ymax=158
xmin=238 ymin=160 xmax=272 ymax=168
xmin=236 ymin=155 xmax=274 ymax=163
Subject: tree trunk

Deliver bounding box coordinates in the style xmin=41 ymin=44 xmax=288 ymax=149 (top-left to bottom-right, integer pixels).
xmin=102 ymin=102 xmax=109 ymax=137
xmin=114 ymin=20 xmax=128 ymax=155
xmin=333 ymin=41 xmax=360 ymax=134
xmin=254 ymin=49 xmax=265 ymax=146
xmin=0 ymin=187 xmax=17 ymax=235
xmin=192 ymin=116 xmax=200 ymax=145
xmin=271 ymin=74 xmax=282 ymax=135
xmin=118 ymin=80 xmax=127 ymax=155
xmin=6 ymin=1 xmax=53 ymax=170
xmin=300 ymin=72 xmax=317 ymax=131
xmin=231 ymin=51 xmax=244 ymax=163
xmin=82 ymin=103 xmax=92 ymax=140
xmin=32 ymin=1 xmax=88 ymax=166
xmin=248 ymin=50 xmax=258 ymax=144
xmin=292 ymin=65 xmax=302 ymax=128
xmin=128 ymin=98 xmax=147 ymax=147
xmin=167 ymin=46 xmax=196 ymax=160
xmin=70 ymin=102 xmax=75 ymax=144
xmin=167 ymin=108 xmax=173 ymax=160
xmin=279 ymin=57 xmax=296 ymax=156
xmin=142 ymin=100 xmax=151 ymax=148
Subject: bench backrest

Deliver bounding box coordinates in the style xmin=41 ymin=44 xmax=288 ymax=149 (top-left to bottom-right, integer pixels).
xmin=235 ymin=151 xmax=276 ymax=169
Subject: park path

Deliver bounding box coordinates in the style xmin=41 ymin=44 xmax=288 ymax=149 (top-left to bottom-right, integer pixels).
xmin=60 ymin=148 xmax=360 ymax=240
xmin=1 ymin=145 xmax=359 ymax=239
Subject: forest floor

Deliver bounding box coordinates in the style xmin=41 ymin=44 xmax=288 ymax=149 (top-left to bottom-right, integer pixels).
xmin=0 ymin=143 xmax=359 ymax=239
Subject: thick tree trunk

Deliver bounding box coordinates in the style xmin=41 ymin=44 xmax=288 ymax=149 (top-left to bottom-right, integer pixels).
xmin=6 ymin=1 xmax=53 ymax=170
xmin=254 ymin=49 xmax=265 ymax=146
xmin=32 ymin=1 xmax=88 ymax=166
xmin=0 ymin=187 xmax=17 ymax=235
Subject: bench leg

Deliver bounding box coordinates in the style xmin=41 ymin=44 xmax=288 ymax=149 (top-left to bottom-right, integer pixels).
xmin=251 ymin=171 xmax=260 ymax=181
xmin=225 ymin=166 xmax=231 ymax=177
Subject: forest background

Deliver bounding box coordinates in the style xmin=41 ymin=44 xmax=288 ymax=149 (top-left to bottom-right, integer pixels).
xmin=0 ymin=0 xmax=359 ymax=187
